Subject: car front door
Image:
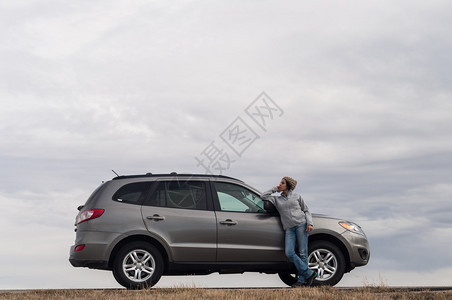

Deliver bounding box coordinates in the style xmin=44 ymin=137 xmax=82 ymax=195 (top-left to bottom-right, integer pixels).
xmin=213 ymin=181 xmax=286 ymax=262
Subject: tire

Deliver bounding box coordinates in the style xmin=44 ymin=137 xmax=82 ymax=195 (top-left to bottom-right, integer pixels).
xmin=112 ymin=242 xmax=164 ymax=289
xmin=308 ymin=240 xmax=345 ymax=286
xmin=278 ymin=271 xmax=298 ymax=286
xmin=278 ymin=240 xmax=346 ymax=287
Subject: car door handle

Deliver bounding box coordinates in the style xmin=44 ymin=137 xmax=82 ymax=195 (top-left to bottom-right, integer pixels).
xmin=220 ymin=219 xmax=238 ymax=225
xmin=147 ymin=214 xmax=165 ymax=221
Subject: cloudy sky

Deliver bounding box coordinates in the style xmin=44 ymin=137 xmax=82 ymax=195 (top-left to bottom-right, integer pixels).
xmin=1 ymin=0 xmax=452 ymax=289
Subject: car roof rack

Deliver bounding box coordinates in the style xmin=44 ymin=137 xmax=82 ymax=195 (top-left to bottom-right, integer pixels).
xmin=112 ymin=172 xmax=242 ymax=182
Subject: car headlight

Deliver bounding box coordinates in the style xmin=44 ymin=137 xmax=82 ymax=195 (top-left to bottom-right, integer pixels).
xmin=339 ymin=221 xmax=365 ymax=235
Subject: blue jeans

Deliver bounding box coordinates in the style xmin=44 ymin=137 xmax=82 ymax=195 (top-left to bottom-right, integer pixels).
xmin=285 ymin=223 xmax=313 ymax=283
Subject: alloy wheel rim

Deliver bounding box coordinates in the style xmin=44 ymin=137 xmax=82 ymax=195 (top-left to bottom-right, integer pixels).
xmin=308 ymin=248 xmax=337 ymax=281
xmin=122 ymin=249 xmax=155 ymax=282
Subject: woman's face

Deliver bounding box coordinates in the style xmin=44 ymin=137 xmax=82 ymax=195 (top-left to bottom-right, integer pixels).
xmin=279 ymin=179 xmax=288 ymax=191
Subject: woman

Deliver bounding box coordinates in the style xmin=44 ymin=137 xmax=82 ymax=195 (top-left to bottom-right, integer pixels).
xmin=262 ymin=176 xmax=317 ymax=287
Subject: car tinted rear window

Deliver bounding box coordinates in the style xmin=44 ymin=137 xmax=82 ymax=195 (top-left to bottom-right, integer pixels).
xmin=112 ymin=182 xmax=152 ymax=205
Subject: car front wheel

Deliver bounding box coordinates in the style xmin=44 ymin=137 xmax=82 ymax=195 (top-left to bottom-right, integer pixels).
xmin=112 ymin=242 xmax=163 ymax=289
xmin=308 ymin=240 xmax=345 ymax=286
xmin=278 ymin=240 xmax=346 ymax=287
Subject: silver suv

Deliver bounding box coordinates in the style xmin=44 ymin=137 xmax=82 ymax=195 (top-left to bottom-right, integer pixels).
xmin=69 ymin=173 xmax=370 ymax=289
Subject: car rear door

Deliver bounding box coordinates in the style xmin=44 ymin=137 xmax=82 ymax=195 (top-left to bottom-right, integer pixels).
xmin=213 ymin=181 xmax=287 ymax=262
xmin=141 ymin=179 xmax=217 ymax=262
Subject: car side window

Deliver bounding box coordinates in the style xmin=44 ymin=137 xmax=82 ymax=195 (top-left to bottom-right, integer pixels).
xmin=146 ymin=182 xmax=166 ymax=207
xmin=112 ymin=182 xmax=151 ymax=205
xmin=145 ymin=181 xmax=207 ymax=210
xmin=215 ymin=182 xmax=265 ymax=213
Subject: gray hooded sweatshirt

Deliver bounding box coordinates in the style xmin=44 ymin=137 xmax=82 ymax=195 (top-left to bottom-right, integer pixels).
xmin=261 ymin=187 xmax=313 ymax=231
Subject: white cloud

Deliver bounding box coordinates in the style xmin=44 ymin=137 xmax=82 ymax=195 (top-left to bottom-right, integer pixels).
xmin=1 ymin=0 xmax=452 ymax=289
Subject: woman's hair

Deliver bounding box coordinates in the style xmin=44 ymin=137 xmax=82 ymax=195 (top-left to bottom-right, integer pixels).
xmin=283 ymin=176 xmax=298 ymax=191
xmin=284 ymin=178 xmax=293 ymax=191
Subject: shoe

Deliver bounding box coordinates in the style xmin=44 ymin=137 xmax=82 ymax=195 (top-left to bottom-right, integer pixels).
xmin=306 ymin=271 xmax=318 ymax=286
xmin=291 ymin=281 xmax=306 ymax=288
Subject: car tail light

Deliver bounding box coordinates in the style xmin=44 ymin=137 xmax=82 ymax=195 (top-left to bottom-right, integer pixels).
xmin=76 ymin=209 xmax=105 ymax=225
xmin=75 ymin=245 xmax=85 ymax=252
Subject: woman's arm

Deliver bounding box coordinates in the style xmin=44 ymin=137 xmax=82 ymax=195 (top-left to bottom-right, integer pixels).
xmin=299 ymin=196 xmax=313 ymax=227
xmin=262 ymin=187 xmax=279 ymax=213
xmin=261 ymin=187 xmax=278 ymax=204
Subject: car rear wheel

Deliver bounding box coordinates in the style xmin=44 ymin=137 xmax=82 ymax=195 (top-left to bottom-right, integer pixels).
xmin=278 ymin=240 xmax=346 ymax=287
xmin=112 ymin=242 xmax=163 ymax=289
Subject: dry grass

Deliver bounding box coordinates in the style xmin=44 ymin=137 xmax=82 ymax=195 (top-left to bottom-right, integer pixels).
xmin=1 ymin=287 xmax=451 ymax=300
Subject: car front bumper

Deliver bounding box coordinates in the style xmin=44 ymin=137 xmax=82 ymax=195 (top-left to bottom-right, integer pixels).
xmin=341 ymin=230 xmax=370 ymax=268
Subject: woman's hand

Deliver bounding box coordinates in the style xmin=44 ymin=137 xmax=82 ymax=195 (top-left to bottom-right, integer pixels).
xmin=306 ymin=225 xmax=313 ymax=232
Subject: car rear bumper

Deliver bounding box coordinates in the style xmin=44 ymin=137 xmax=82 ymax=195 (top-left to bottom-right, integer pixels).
xmin=69 ymin=243 xmax=110 ymax=269
xmin=69 ymin=230 xmax=122 ymax=270
xmin=69 ymin=257 xmax=109 ymax=269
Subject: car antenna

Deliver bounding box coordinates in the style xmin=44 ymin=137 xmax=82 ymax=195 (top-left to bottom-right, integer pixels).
xmin=112 ymin=169 xmax=120 ymax=177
